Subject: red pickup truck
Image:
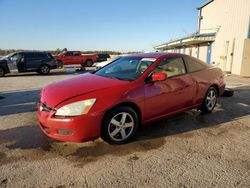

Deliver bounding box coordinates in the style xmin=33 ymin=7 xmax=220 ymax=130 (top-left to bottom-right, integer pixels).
xmin=54 ymin=51 xmax=97 ymax=67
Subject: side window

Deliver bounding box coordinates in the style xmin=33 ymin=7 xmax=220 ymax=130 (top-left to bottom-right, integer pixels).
xmin=10 ymin=53 xmax=22 ymax=61
xmin=184 ymin=56 xmax=207 ymax=73
xmin=155 ymin=57 xmax=186 ymax=78
xmin=24 ymin=53 xmax=35 ymax=59
xmin=73 ymin=52 xmax=80 ymax=56
xmin=35 ymin=53 xmax=47 ymax=59
xmin=65 ymin=52 xmax=73 ymax=56
xmin=25 ymin=53 xmax=42 ymax=59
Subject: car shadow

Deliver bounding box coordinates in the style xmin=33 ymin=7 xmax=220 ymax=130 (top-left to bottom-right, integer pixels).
xmin=135 ymin=85 xmax=250 ymax=141
xmin=2 ymin=69 xmax=89 ymax=78
xmin=0 ymin=89 xmax=40 ymax=116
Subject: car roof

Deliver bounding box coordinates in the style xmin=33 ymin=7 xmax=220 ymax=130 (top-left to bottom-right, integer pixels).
xmin=126 ymin=53 xmax=183 ymax=59
xmin=17 ymin=51 xmax=48 ymax=54
xmin=67 ymin=51 xmax=81 ymax=53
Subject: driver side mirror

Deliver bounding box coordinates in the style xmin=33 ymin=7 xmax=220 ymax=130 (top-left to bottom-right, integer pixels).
xmin=151 ymin=72 xmax=167 ymax=82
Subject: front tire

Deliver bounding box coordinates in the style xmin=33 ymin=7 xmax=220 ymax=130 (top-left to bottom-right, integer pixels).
xmin=101 ymin=106 xmax=139 ymax=145
xmin=0 ymin=67 xmax=5 ymax=77
xmin=39 ymin=64 xmax=50 ymax=75
xmin=200 ymin=87 xmax=218 ymax=114
xmin=86 ymin=60 xmax=93 ymax=67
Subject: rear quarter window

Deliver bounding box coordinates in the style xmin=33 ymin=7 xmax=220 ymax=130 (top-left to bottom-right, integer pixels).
xmin=24 ymin=52 xmax=50 ymax=60
xmin=184 ymin=56 xmax=209 ymax=73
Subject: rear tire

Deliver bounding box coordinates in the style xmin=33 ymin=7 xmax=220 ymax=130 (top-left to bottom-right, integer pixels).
xmin=200 ymin=86 xmax=218 ymax=114
xmin=101 ymin=106 xmax=139 ymax=145
xmin=0 ymin=67 xmax=5 ymax=77
xmin=39 ymin=64 xmax=50 ymax=75
xmin=86 ymin=60 xmax=93 ymax=67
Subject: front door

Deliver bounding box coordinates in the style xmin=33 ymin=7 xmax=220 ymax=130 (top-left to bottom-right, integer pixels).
xmin=63 ymin=52 xmax=74 ymax=65
xmin=8 ymin=53 xmax=24 ymax=72
xmin=144 ymin=57 xmax=194 ymax=121
xmin=72 ymin=51 xmax=82 ymax=64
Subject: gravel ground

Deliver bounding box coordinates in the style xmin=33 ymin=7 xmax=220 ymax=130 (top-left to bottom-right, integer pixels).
xmin=0 ymin=70 xmax=250 ymax=188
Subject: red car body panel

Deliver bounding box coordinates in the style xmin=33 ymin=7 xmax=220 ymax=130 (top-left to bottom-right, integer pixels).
xmin=54 ymin=51 xmax=97 ymax=65
xmin=38 ymin=53 xmax=225 ymax=142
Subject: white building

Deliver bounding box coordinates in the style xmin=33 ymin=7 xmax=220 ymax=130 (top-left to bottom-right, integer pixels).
xmin=154 ymin=0 xmax=250 ymax=76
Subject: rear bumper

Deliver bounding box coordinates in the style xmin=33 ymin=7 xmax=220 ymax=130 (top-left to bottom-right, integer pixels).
xmin=37 ymin=104 xmax=104 ymax=142
xmin=219 ymin=83 xmax=226 ymax=96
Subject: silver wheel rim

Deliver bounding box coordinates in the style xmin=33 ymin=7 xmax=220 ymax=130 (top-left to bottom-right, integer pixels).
xmin=41 ymin=66 xmax=49 ymax=73
xmin=87 ymin=61 xmax=92 ymax=67
xmin=206 ymin=89 xmax=216 ymax=110
xmin=108 ymin=112 xmax=134 ymax=142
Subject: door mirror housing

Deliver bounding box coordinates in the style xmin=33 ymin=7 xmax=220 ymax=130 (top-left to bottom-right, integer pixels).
xmin=151 ymin=72 xmax=167 ymax=82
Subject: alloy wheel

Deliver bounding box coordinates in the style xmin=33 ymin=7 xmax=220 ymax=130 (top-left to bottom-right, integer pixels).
xmin=206 ymin=89 xmax=217 ymax=111
xmin=41 ymin=65 xmax=49 ymax=74
xmin=108 ymin=112 xmax=135 ymax=142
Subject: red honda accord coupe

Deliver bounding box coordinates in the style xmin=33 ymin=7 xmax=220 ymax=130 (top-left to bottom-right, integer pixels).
xmin=38 ymin=53 xmax=225 ymax=144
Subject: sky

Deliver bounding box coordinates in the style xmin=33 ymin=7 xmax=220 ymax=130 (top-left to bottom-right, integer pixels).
xmin=0 ymin=0 xmax=205 ymax=52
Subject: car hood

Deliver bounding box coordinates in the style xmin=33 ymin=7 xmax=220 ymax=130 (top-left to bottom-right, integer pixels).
xmin=41 ymin=73 xmax=128 ymax=107
xmin=0 ymin=59 xmax=7 ymax=64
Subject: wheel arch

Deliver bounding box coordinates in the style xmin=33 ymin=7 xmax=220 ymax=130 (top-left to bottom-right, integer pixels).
xmin=0 ymin=64 xmax=8 ymax=74
xmin=39 ymin=63 xmax=51 ymax=69
xmin=210 ymin=84 xmax=220 ymax=95
xmin=85 ymin=58 xmax=93 ymax=63
xmin=103 ymin=101 xmax=142 ymax=126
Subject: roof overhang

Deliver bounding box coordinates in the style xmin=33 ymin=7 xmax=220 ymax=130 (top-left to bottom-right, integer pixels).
xmin=154 ymin=32 xmax=216 ymax=50
xmin=197 ymin=0 xmax=214 ymax=10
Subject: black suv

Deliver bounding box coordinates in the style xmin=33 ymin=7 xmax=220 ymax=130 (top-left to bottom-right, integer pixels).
xmin=96 ymin=54 xmax=111 ymax=62
xmin=0 ymin=51 xmax=58 ymax=77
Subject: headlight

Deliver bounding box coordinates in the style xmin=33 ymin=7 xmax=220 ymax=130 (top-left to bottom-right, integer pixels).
xmin=55 ymin=99 xmax=96 ymax=116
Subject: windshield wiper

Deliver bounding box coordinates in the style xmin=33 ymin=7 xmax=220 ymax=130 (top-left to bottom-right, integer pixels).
xmin=106 ymin=76 xmax=132 ymax=81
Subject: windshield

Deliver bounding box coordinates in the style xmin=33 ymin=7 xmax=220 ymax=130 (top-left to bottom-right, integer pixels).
xmin=0 ymin=52 xmax=15 ymax=60
xmin=95 ymin=56 xmax=156 ymax=81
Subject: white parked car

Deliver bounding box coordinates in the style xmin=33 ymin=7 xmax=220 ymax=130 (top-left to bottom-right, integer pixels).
xmin=93 ymin=56 xmax=120 ymax=70
xmin=93 ymin=54 xmax=131 ymax=70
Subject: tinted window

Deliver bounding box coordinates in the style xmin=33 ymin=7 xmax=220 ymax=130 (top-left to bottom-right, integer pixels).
xmin=97 ymin=54 xmax=110 ymax=58
xmin=73 ymin=52 xmax=80 ymax=56
xmin=10 ymin=53 xmax=22 ymax=61
xmin=65 ymin=52 xmax=73 ymax=56
xmin=36 ymin=53 xmax=47 ymax=58
xmin=24 ymin=52 xmax=46 ymax=59
xmin=184 ymin=56 xmax=208 ymax=73
xmin=24 ymin=53 xmax=36 ymax=59
xmin=154 ymin=57 xmax=186 ymax=78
